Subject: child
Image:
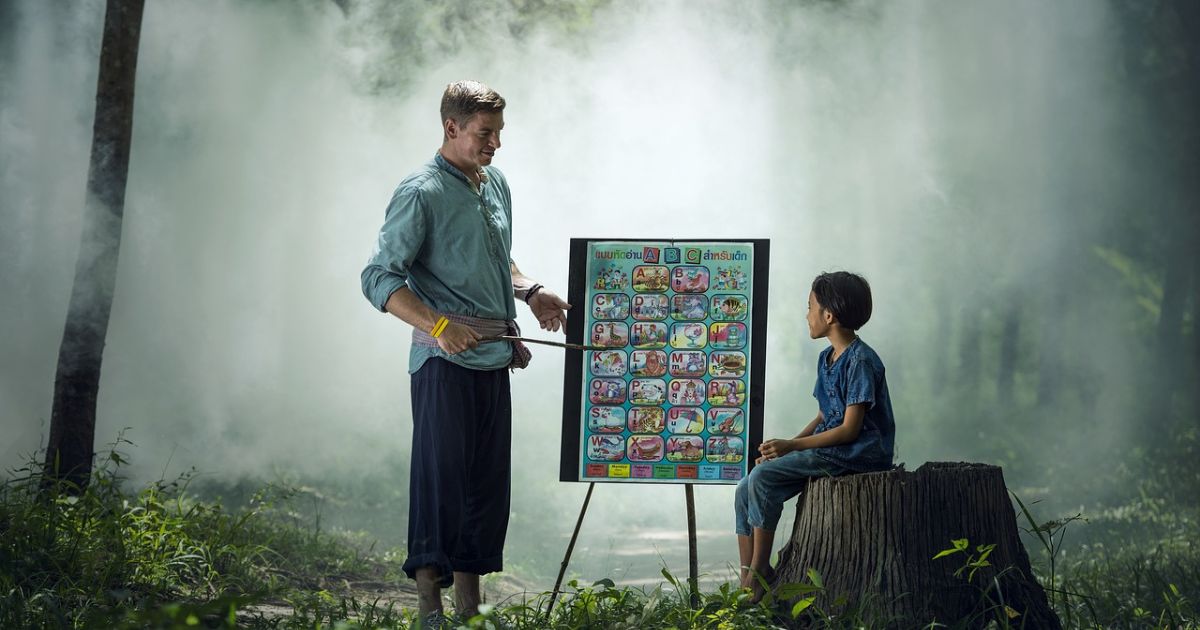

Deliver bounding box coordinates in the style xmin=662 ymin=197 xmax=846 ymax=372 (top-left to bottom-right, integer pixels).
xmin=734 ymin=271 xmax=896 ymax=600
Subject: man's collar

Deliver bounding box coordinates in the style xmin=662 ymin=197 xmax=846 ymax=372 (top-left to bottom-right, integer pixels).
xmin=435 ymin=152 xmax=488 ymax=188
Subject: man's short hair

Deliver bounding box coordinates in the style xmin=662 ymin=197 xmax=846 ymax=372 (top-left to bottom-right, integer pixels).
xmin=440 ymin=80 xmax=505 ymax=125
xmin=811 ymin=271 xmax=873 ymax=331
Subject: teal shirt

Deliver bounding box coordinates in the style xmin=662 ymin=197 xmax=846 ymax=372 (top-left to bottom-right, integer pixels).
xmin=361 ymin=153 xmax=516 ymax=373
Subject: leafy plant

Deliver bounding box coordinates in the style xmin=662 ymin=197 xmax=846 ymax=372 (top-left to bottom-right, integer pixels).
xmin=4 ymin=439 xmax=1197 ymax=628
xmin=932 ymin=537 xmax=998 ymax=581
xmin=1011 ymin=491 xmax=1084 ymax=610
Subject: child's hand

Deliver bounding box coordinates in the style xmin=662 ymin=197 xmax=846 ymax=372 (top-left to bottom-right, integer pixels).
xmin=758 ymin=438 xmax=796 ymax=460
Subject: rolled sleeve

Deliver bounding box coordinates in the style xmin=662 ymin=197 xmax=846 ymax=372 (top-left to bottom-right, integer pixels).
xmin=843 ymin=357 xmax=877 ymax=409
xmin=361 ymin=187 xmax=428 ymax=312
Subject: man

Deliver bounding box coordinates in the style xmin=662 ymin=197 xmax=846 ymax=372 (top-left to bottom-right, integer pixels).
xmin=360 ymin=80 xmax=569 ymax=619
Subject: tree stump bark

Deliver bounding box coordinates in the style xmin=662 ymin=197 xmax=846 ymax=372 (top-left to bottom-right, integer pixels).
xmin=773 ymin=462 xmax=1060 ymax=628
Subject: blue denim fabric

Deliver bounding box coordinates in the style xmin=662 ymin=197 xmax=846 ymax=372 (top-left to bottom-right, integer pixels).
xmin=734 ymin=450 xmax=846 ymax=534
xmin=361 ymin=154 xmax=516 ymax=373
xmin=811 ymin=338 xmax=895 ymax=472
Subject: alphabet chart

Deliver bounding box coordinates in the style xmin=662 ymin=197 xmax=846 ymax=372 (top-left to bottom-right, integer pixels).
xmin=560 ymin=240 xmax=768 ymax=485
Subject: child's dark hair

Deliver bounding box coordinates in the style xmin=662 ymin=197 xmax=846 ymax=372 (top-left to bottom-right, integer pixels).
xmin=811 ymin=271 xmax=873 ymax=331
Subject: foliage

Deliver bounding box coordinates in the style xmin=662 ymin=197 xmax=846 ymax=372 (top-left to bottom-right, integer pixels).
xmin=932 ymin=538 xmax=997 ymax=582
xmin=0 ymin=437 xmax=402 ymax=629
xmin=340 ymin=0 xmax=612 ymax=95
xmin=925 ymin=491 xmax=1197 ymax=630
xmin=1020 ymin=493 xmax=1199 ymax=630
xmin=3 ymin=441 xmax=1198 ymax=628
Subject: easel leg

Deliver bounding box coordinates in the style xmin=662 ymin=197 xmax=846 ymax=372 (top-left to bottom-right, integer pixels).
xmin=545 ymin=481 xmax=595 ymax=619
xmin=686 ymin=483 xmax=699 ymax=608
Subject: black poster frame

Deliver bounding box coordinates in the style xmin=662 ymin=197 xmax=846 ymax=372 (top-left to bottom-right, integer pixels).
xmin=559 ymin=238 xmax=770 ymax=484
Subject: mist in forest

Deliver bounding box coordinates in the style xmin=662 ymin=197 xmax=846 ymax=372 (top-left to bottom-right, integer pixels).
xmin=2 ymin=0 xmax=1195 ymax=583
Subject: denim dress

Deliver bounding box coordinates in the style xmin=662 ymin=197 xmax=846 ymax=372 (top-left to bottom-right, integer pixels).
xmin=811 ymin=338 xmax=896 ymax=473
xmin=733 ymin=338 xmax=897 ymax=534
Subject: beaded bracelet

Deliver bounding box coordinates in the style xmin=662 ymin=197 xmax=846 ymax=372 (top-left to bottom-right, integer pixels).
xmin=430 ymin=316 xmax=449 ymax=338
xmin=524 ymin=284 xmax=543 ymax=304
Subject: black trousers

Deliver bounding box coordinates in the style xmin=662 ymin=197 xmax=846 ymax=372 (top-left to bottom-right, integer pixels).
xmin=401 ymin=358 xmax=512 ymax=587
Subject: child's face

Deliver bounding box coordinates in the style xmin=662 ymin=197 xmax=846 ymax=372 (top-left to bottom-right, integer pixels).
xmin=806 ymin=291 xmax=833 ymax=339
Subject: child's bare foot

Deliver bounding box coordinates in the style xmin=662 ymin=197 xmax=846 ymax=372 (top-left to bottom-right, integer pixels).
xmin=742 ymin=565 xmax=776 ymax=602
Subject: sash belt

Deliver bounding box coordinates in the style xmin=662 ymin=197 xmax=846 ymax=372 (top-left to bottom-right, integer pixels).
xmin=412 ymin=313 xmax=531 ymax=370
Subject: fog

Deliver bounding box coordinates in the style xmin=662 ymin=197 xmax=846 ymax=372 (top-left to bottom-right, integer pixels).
xmin=2 ymin=0 xmax=1192 ymax=586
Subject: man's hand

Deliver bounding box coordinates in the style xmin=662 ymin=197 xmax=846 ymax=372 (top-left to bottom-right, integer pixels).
xmin=757 ymin=438 xmax=799 ymax=461
xmin=436 ymin=321 xmax=481 ymax=355
xmin=529 ymin=289 xmax=570 ymax=332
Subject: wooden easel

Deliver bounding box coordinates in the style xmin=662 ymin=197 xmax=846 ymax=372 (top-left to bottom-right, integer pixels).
xmin=544 ymin=482 xmax=701 ymax=618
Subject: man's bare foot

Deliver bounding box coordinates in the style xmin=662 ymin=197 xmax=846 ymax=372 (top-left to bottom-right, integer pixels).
xmin=452 ymin=571 xmax=481 ymax=617
xmin=414 ymin=567 xmax=444 ymax=617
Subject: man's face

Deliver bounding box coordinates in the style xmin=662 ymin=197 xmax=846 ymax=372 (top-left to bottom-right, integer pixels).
xmin=444 ymin=111 xmax=504 ymax=172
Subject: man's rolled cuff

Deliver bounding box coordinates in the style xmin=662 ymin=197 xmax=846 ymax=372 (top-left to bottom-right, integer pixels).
xmin=361 ymin=266 xmax=408 ymax=312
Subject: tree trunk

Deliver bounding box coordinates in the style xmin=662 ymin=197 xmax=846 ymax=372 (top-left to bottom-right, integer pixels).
xmin=1166 ymin=0 xmax=1200 ymax=441
xmin=773 ymin=462 xmax=1060 ymax=629
xmin=43 ymin=0 xmax=145 ymax=490
xmin=1151 ymin=229 xmax=1189 ymax=445
xmin=997 ymin=301 xmax=1019 ymax=407
xmin=1034 ymin=294 xmax=1058 ymax=409
xmin=1192 ymin=240 xmax=1200 ymax=409
xmin=929 ymin=301 xmax=951 ymax=396
xmin=955 ymin=311 xmax=981 ymax=391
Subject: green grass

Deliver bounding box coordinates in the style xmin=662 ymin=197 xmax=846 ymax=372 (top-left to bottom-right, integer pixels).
xmin=2 ymin=440 xmax=1197 ymax=629
xmin=0 ymin=438 xmax=403 ymax=629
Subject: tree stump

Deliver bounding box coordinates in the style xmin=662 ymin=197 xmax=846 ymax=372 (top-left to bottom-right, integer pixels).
xmin=773 ymin=462 xmax=1060 ymax=628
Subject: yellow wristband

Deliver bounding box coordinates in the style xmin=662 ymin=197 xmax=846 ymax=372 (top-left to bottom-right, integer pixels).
xmin=430 ymin=316 xmax=449 ymax=338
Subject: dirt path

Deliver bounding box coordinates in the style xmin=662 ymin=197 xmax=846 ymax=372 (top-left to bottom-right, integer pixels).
xmin=241 ymin=572 xmax=539 ymax=622
xmin=240 ymin=525 xmax=745 ymax=622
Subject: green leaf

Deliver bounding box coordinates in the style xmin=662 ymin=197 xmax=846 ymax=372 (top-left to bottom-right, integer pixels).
xmin=593 ymin=578 xmax=615 ymax=589
xmin=1010 ymin=492 xmax=1052 ymax=553
xmin=660 ymin=567 xmax=679 ymax=588
xmin=806 ymin=567 xmax=823 ymax=588
xmin=791 ymin=596 xmax=815 ymax=618
xmin=642 ymin=588 xmax=661 ymax=618
xmin=775 ymin=582 xmax=821 ymax=599
xmin=934 ymin=538 xmax=971 ymax=559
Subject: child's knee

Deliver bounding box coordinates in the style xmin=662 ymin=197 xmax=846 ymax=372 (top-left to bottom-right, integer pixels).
xmin=734 ymin=476 xmax=751 ymax=502
xmin=746 ymin=461 xmax=775 ymax=484
xmin=741 ymin=466 xmax=772 ymax=498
